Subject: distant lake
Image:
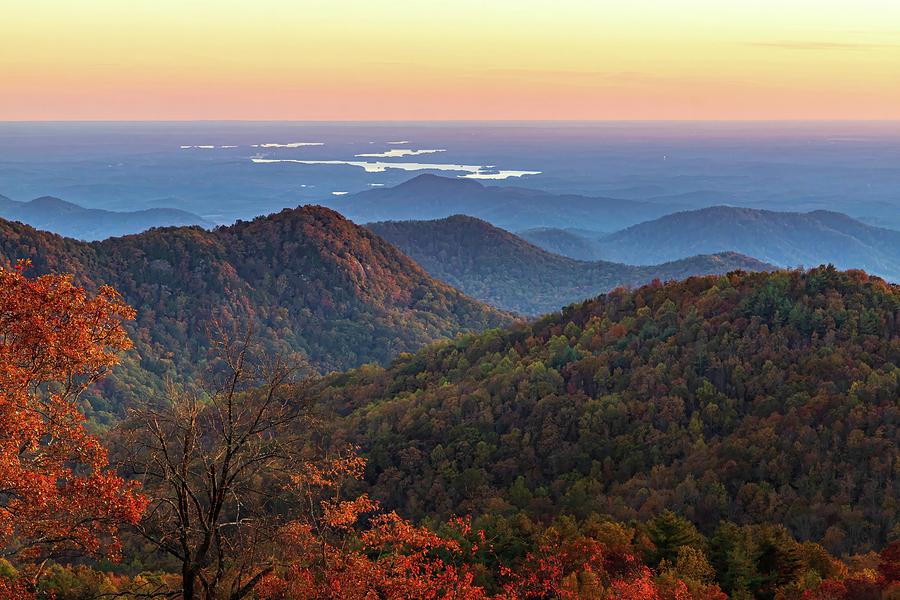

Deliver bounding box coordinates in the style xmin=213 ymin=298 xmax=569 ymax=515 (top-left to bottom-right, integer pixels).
xmin=2 ymin=121 xmax=899 ymax=229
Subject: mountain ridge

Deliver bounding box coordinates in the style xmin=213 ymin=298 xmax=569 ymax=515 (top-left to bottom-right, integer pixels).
xmin=319 ymin=267 xmax=900 ymax=556
xmin=327 ymin=174 xmax=686 ymax=231
xmin=595 ymin=205 xmax=900 ymax=280
xmin=367 ymin=214 xmax=774 ymax=314
xmin=0 ymin=193 xmax=213 ymax=240
xmin=0 ymin=206 xmax=512 ymax=419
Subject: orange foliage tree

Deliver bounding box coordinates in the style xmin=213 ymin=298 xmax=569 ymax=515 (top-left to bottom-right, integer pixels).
xmin=256 ymin=451 xmax=493 ymax=600
xmin=0 ymin=262 xmax=145 ymax=574
xmin=256 ymin=450 xmax=726 ymax=600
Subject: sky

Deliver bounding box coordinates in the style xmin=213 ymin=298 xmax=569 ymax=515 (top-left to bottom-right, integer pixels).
xmin=2 ymin=0 xmax=900 ymax=120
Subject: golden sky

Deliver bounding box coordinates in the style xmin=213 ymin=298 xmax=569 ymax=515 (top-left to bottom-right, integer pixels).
xmin=2 ymin=0 xmax=900 ymax=120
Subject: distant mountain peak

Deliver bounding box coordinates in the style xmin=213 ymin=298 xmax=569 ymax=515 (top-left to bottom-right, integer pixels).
xmin=368 ymin=216 xmax=773 ymax=315
xmin=0 ymin=206 xmax=511 ymax=406
xmin=597 ymin=205 xmax=900 ymax=280
xmin=0 ymin=194 xmax=212 ymax=240
xmin=393 ymin=173 xmax=484 ymax=192
xmin=327 ymin=174 xmax=679 ymax=232
xmin=26 ymin=196 xmax=83 ymax=211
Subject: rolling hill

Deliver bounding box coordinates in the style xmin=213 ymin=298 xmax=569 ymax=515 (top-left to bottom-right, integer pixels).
xmin=0 ymin=207 xmax=512 ymax=420
xmin=517 ymin=226 xmax=606 ymax=260
xmin=0 ymin=194 xmax=213 ymax=240
xmin=367 ymin=215 xmax=772 ymax=314
xmin=327 ymin=174 xmax=683 ymax=231
xmin=319 ymin=267 xmax=900 ymax=558
xmin=594 ymin=206 xmax=900 ymax=281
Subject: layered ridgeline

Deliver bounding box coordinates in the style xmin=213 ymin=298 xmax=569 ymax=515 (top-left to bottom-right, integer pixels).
xmin=0 ymin=193 xmax=212 ymax=240
xmin=319 ymin=268 xmax=899 ymax=556
xmin=368 ymin=215 xmax=772 ymax=314
xmin=594 ymin=206 xmax=900 ymax=281
xmin=0 ymin=206 xmax=511 ymax=421
xmin=327 ymin=174 xmax=680 ymax=231
xmin=517 ymin=226 xmax=608 ymax=261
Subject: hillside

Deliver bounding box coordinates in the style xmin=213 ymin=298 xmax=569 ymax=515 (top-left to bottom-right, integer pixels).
xmin=595 ymin=206 xmax=900 ymax=281
xmin=319 ymin=267 xmax=900 ymax=557
xmin=518 ymin=226 xmax=606 ymax=260
xmin=0 ymin=193 xmax=213 ymax=240
xmin=368 ymin=215 xmax=772 ymax=314
xmin=0 ymin=207 xmax=512 ymax=420
xmin=327 ymin=174 xmax=682 ymax=231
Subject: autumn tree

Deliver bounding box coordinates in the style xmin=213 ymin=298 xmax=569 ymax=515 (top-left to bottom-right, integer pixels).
xmin=120 ymin=332 xmax=314 ymax=600
xmin=0 ymin=262 xmax=145 ymax=584
xmin=258 ymin=453 xmax=492 ymax=600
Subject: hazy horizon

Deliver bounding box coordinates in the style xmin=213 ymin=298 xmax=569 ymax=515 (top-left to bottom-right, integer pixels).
xmin=3 ymin=120 xmax=900 ymax=230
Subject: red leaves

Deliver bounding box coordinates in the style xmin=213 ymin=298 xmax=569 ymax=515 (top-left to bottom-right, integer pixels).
xmin=0 ymin=576 xmax=34 ymax=600
xmin=501 ymin=532 xmax=608 ymax=599
xmin=879 ymin=541 xmax=900 ymax=583
xmin=263 ymin=450 xmax=715 ymax=600
xmin=608 ymin=567 xmax=662 ymax=600
xmin=0 ymin=265 xmax=145 ymax=563
xmin=260 ymin=452 xmax=490 ymax=600
xmin=799 ymin=543 xmax=900 ymax=600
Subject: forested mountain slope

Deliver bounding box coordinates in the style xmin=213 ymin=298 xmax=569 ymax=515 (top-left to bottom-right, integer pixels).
xmin=319 ymin=267 xmax=900 ymax=556
xmin=517 ymin=226 xmax=607 ymax=261
xmin=0 ymin=207 xmax=512 ymax=420
xmin=368 ymin=215 xmax=773 ymax=314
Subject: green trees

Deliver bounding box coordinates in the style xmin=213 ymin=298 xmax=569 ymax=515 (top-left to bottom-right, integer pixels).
xmin=645 ymin=511 xmax=705 ymax=566
xmin=0 ymin=208 xmax=511 ymax=415
xmin=368 ymin=215 xmax=770 ymax=315
xmin=318 ymin=267 xmax=899 ymax=557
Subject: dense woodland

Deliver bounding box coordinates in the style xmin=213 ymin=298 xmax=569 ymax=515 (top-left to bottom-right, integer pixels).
xmin=312 ymin=268 xmax=899 ymax=580
xmin=368 ymin=215 xmax=770 ymax=314
xmin=1 ymin=219 xmax=899 ymax=598
xmin=517 ymin=227 xmax=609 ymax=262
xmin=0 ymin=208 xmax=511 ymax=422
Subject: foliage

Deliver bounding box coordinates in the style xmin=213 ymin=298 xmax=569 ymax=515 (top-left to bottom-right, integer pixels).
xmin=4 ymin=255 xmax=900 ymax=599
xmin=0 ymin=207 xmax=511 ymax=420
xmin=119 ymin=334 xmax=315 ymax=600
xmin=368 ymin=215 xmax=770 ymax=314
xmin=317 ymin=267 xmax=899 ymax=558
xmin=0 ymin=262 xmax=145 ymax=591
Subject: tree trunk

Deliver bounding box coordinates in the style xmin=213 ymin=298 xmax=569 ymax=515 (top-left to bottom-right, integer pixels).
xmin=182 ymin=567 xmax=196 ymax=600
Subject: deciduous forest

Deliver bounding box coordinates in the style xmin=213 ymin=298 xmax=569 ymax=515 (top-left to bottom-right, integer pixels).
xmin=1 ymin=261 xmax=898 ymax=599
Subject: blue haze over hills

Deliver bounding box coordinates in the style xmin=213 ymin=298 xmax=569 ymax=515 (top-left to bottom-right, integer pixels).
xmin=2 ymin=121 xmax=899 ymax=229
xmin=1 ymin=121 xmax=898 ymax=281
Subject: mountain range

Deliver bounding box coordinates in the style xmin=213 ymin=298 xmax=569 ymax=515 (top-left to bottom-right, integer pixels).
xmin=327 ymin=174 xmax=682 ymax=231
xmin=593 ymin=206 xmax=900 ymax=281
xmin=0 ymin=207 xmax=511 ymax=420
xmin=368 ymin=215 xmax=773 ymax=314
xmin=0 ymin=193 xmax=212 ymax=240
xmin=6 ymin=177 xmax=898 ymax=286
xmin=517 ymin=226 xmax=608 ymax=261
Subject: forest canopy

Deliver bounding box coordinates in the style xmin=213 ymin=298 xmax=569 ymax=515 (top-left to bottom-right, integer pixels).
xmin=2 ymin=259 xmax=899 ymax=599
xmin=318 ymin=267 xmax=899 ymax=559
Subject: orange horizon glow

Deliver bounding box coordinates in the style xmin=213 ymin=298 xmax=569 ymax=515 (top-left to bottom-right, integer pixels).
xmin=2 ymin=1 xmax=900 ymax=121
